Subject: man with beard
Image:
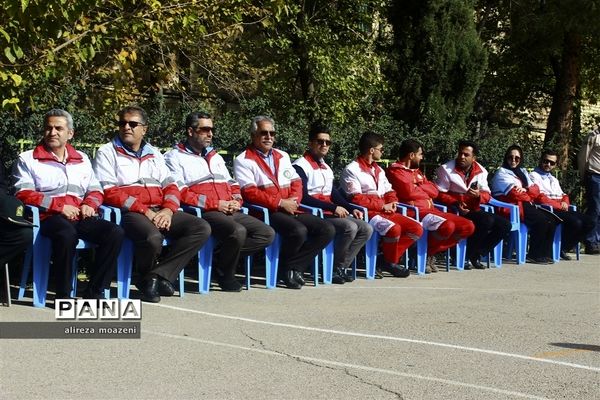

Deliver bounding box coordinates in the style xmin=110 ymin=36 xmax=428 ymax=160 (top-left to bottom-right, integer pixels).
xmin=434 ymin=140 xmax=511 ymax=268
xmin=387 ymin=139 xmax=475 ymax=273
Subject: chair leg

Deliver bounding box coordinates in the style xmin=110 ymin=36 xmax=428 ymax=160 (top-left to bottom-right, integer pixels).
xmin=321 ymin=241 xmax=334 ymax=284
xmin=197 ymin=237 xmax=214 ymax=294
xmin=3 ymin=263 xmax=11 ymax=306
xmin=416 ymin=232 xmax=428 ymax=275
xmin=364 ymin=232 xmax=379 ymax=279
xmin=552 ymin=225 xmax=562 ymax=263
xmin=264 ymin=235 xmax=280 ymax=289
xmin=33 ymin=237 xmax=52 ymax=308
xmin=245 ymin=255 xmax=252 ymax=290
xmin=117 ymin=239 xmax=134 ymax=299
xmin=455 ymin=239 xmax=467 ymax=271
xmin=18 ymin=247 xmax=33 ymax=300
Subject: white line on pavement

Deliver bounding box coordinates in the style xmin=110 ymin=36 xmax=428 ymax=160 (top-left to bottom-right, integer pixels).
xmin=150 ymin=302 xmax=600 ymax=372
xmin=144 ymin=329 xmax=551 ymax=400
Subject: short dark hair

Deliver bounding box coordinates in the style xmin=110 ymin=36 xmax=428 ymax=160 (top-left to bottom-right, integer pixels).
xmin=397 ymin=139 xmax=423 ymax=159
xmin=458 ymin=140 xmax=479 ymax=156
xmin=118 ymin=106 xmax=148 ymax=125
xmin=308 ymin=122 xmax=330 ymax=141
xmin=540 ymin=148 xmax=558 ymax=160
xmin=358 ymin=131 xmax=384 ymax=155
xmin=185 ymin=112 xmax=212 ymax=130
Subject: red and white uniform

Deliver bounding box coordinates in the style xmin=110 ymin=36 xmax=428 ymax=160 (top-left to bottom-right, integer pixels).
xmin=14 ymin=143 xmax=103 ymax=220
xmin=529 ymin=168 xmax=569 ymax=210
xmin=434 ymin=160 xmax=491 ymax=212
xmin=164 ymin=143 xmax=242 ymax=211
xmin=292 ymin=152 xmax=334 ymax=204
xmin=93 ymin=138 xmax=180 ymax=213
xmin=491 ymin=167 xmax=541 ymax=219
xmin=341 ymin=157 xmax=423 ymax=264
xmin=233 ymin=146 xmax=302 ymax=212
xmin=386 ymin=162 xmax=474 ymax=256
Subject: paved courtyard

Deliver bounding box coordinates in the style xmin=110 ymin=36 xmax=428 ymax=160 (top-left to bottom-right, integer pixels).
xmin=1 ymin=254 xmax=599 ymax=399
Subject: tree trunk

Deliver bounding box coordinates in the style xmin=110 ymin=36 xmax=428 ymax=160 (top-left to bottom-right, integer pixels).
xmin=545 ymin=31 xmax=582 ymax=170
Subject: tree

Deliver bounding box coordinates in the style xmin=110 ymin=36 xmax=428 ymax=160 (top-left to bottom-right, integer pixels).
xmin=474 ymin=0 xmax=600 ymax=170
xmin=386 ymin=0 xmax=487 ymax=138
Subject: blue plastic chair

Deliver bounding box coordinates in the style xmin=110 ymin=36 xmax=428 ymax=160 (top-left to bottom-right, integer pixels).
xmin=299 ymin=204 xmax=335 ymax=286
xmin=396 ymin=203 xmax=429 ymax=275
xmin=346 ymin=204 xmax=378 ymax=280
xmin=107 ymin=206 xmax=214 ymax=298
xmin=488 ymin=198 xmax=524 ymax=264
xmin=537 ymin=204 xmax=580 ymax=262
xmin=243 ymin=203 xmax=280 ymax=289
xmin=18 ymin=205 xmax=114 ymax=307
xmin=431 ymin=203 xmax=467 ymax=271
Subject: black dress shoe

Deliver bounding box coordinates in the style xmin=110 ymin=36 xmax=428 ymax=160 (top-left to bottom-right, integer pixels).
xmin=387 ymin=263 xmax=410 ymax=278
xmin=341 ymin=268 xmax=354 ymax=282
xmin=331 ymin=268 xmax=346 ymax=284
xmin=559 ymin=251 xmax=572 ymax=261
xmin=218 ymin=278 xmax=243 ymax=292
xmin=138 ymin=277 xmax=161 ymax=303
xmin=292 ymin=270 xmax=306 ymax=286
xmin=280 ymin=270 xmax=301 ymax=289
xmin=526 ymin=256 xmax=550 ymax=265
xmin=157 ymin=278 xmax=175 ymax=296
xmin=469 ymin=257 xmax=485 ymax=270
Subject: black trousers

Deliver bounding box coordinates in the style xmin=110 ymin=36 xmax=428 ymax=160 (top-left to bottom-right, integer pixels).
xmin=463 ymin=210 xmax=512 ymax=259
xmin=554 ymin=210 xmax=595 ymax=252
xmin=269 ymin=212 xmax=335 ymax=273
xmin=40 ymin=215 xmax=124 ymax=296
xmin=121 ymin=211 xmax=210 ymax=282
xmin=522 ymin=203 xmax=557 ymax=259
xmin=0 ymin=220 xmax=32 ymax=266
xmin=201 ymin=211 xmax=275 ymax=280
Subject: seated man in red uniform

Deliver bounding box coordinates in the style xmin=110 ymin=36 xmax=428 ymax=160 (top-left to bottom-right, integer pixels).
xmin=234 ymin=116 xmax=335 ymax=289
xmin=165 ymin=112 xmax=275 ymax=291
xmin=94 ymin=106 xmax=210 ymax=302
xmin=435 ymin=140 xmax=511 ymax=268
xmin=386 ymin=139 xmax=475 ymax=273
xmin=340 ymin=131 xmax=423 ymax=278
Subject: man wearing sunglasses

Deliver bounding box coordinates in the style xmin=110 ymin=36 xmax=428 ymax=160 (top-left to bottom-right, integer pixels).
xmin=234 ymin=116 xmax=335 ymax=289
xmin=292 ymin=123 xmax=372 ymax=284
xmin=530 ymin=149 xmax=594 ymax=260
xmin=94 ymin=106 xmax=211 ymax=302
xmin=164 ymin=112 xmax=275 ymax=292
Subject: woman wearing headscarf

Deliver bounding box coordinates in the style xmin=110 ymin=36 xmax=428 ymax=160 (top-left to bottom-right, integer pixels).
xmin=491 ymin=144 xmax=557 ymax=264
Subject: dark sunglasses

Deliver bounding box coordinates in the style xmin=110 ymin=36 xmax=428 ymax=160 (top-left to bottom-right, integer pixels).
xmin=196 ymin=126 xmax=214 ymax=133
xmin=314 ymin=139 xmax=332 ymax=146
xmin=542 ymin=159 xmax=556 ymax=166
xmin=118 ymin=120 xmax=145 ymax=128
xmin=508 ymin=155 xmax=521 ymax=161
xmin=258 ymin=130 xmax=276 ymax=137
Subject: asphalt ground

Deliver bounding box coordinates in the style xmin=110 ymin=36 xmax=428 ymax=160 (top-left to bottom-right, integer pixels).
xmin=1 ymin=253 xmax=599 ymax=400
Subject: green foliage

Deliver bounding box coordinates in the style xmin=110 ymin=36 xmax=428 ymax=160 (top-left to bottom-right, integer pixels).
xmin=387 ymin=0 xmax=487 ymax=133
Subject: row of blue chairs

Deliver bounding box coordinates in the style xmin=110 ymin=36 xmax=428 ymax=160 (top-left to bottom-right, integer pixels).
xmin=16 ymin=198 xmax=579 ymax=307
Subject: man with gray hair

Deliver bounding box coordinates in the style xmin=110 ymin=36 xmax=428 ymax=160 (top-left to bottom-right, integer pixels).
xmin=165 ymin=112 xmax=275 ymax=292
xmin=234 ymin=116 xmax=335 ymax=289
xmin=13 ymin=109 xmax=124 ymax=300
